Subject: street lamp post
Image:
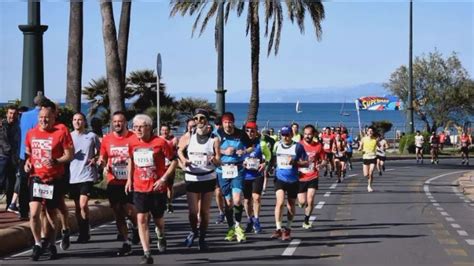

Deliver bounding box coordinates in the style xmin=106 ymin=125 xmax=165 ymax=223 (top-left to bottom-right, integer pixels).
xmin=215 ymin=1 xmax=226 ymax=116
xmin=19 ymin=0 xmax=48 ymax=108
xmin=156 ymin=53 xmax=162 ymax=134
xmin=406 ymin=0 xmax=415 ymax=134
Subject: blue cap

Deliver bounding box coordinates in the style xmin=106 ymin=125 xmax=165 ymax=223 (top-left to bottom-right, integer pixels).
xmin=281 ymin=125 xmax=291 ymax=136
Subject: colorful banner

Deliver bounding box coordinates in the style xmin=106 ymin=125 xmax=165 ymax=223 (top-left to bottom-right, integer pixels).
xmin=357 ymin=96 xmax=402 ymax=111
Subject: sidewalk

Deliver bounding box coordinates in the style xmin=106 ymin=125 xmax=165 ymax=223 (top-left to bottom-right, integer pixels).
xmin=457 ymin=170 xmax=474 ymax=201
xmin=0 ymin=182 xmax=186 ymax=257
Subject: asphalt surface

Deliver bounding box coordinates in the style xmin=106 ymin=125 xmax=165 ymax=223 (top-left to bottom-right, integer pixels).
xmin=2 ymin=159 xmax=473 ymax=265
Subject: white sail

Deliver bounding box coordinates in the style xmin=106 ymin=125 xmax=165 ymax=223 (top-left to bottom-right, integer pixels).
xmin=296 ymin=100 xmax=302 ymax=113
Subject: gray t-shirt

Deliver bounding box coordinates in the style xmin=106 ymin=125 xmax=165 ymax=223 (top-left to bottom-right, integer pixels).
xmin=70 ymin=131 xmax=101 ymax=184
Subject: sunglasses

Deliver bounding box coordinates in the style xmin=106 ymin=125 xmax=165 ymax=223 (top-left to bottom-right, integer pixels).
xmin=193 ymin=115 xmax=207 ymax=121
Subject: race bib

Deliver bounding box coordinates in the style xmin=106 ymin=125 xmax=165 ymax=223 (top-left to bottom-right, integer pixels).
xmin=299 ymin=162 xmax=314 ymax=174
xmin=245 ymin=158 xmax=260 ymax=170
xmin=323 ymin=143 xmax=331 ymax=150
xmin=112 ymin=165 xmax=128 ymax=180
xmin=189 ymin=153 xmax=209 ymax=167
xmin=277 ymin=155 xmax=292 ymax=170
xmin=222 ymin=164 xmax=238 ymax=179
xmin=134 ymin=148 xmax=154 ymax=167
xmin=33 ymin=182 xmax=54 ymax=199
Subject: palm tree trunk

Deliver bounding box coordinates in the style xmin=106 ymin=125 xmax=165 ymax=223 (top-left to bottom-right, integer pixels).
xmin=100 ymin=0 xmax=125 ymax=115
xmin=118 ymin=1 xmax=132 ymax=85
xmin=247 ymin=2 xmax=260 ymax=123
xmin=65 ymin=1 xmax=83 ymax=113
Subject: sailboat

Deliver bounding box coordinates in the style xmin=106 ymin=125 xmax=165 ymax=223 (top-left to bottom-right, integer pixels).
xmin=340 ymin=99 xmax=350 ymax=116
xmin=296 ymin=100 xmax=303 ymax=113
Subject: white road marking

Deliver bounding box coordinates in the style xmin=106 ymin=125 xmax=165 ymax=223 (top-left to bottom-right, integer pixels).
xmin=423 ymin=185 xmax=430 ymax=193
xmin=430 ymin=199 xmax=437 ymax=203
xmin=323 ymin=192 xmax=331 ymax=197
xmin=348 ymin=174 xmax=358 ymax=177
xmin=282 ymin=239 xmax=302 ymax=256
xmin=446 ymin=217 xmax=455 ymax=222
xmin=436 ymin=207 xmax=444 ymax=211
xmin=440 ymin=212 xmax=449 ymax=216
xmin=464 ymin=200 xmax=470 ymax=203
xmin=451 ymin=224 xmax=461 ymax=229
xmin=315 ymin=201 xmax=326 ymax=209
xmin=385 ymin=169 xmax=395 ymax=172
xmin=433 ymin=203 xmax=440 ymax=206
xmin=310 ymin=215 xmax=317 ymax=222
xmin=466 ymin=239 xmax=474 ymax=245
xmin=457 ymin=230 xmax=468 ymax=236
xmin=329 ymin=183 xmax=337 ymax=189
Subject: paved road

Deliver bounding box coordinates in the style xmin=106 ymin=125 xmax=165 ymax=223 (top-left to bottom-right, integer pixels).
xmin=2 ymin=159 xmax=473 ymax=265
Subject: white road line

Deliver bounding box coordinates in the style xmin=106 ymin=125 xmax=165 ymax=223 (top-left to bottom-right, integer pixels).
xmin=430 ymin=199 xmax=437 ymax=203
xmin=315 ymin=201 xmax=326 ymax=209
xmin=425 ymin=171 xmax=469 ymax=184
xmin=426 ymin=192 xmax=432 ymax=196
xmin=433 ymin=203 xmax=440 ymax=206
xmin=282 ymin=239 xmax=302 ymax=256
xmin=309 ymin=215 xmax=317 ymax=222
xmin=451 ymin=224 xmax=461 ymax=229
xmin=446 ymin=217 xmax=455 ymax=222
xmin=440 ymin=212 xmax=449 ymax=216
xmin=348 ymin=174 xmax=358 ymax=177
xmin=466 ymin=239 xmax=474 ymax=245
xmin=329 ymin=183 xmax=337 ymax=189
xmin=436 ymin=207 xmax=444 ymax=211
xmin=464 ymin=200 xmax=470 ymax=203
xmin=385 ymin=169 xmax=395 ymax=172
xmin=457 ymin=230 xmax=468 ymax=236
xmin=323 ymin=192 xmax=331 ymax=197
xmin=423 ymin=185 xmax=430 ymax=193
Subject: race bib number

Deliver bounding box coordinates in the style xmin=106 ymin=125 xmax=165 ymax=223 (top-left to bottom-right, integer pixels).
xmin=277 ymin=155 xmax=292 ymax=170
xmin=222 ymin=164 xmax=238 ymax=179
xmin=189 ymin=153 xmax=209 ymax=167
xmin=134 ymin=148 xmax=154 ymax=167
xmin=299 ymin=162 xmax=314 ymax=174
xmin=33 ymin=183 xmax=54 ymax=199
xmin=323 ymin=143 xmax=331 ymax=150
xmin=245 ymin=158 xmax=260 ymax=170
xmin=112 ymin=166 xmax=128 ymax=180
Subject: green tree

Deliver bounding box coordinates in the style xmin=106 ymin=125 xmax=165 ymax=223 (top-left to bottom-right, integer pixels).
xmin=170 ymin=0 xmax=325 ymax=122
xmin=385 ymin=50 xmax=474 ymax=132
xmin=370 ymin=120 xmax=393 ymax=136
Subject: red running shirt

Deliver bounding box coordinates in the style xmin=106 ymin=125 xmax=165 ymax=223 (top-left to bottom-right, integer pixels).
xmin=321 ymin=133 xmax=334 ymax=153
xmin=131 ymin=136 xmax=173 ymax=193
xmin=100 ymin=131 xmax=136 ymax=185
xmin=299 ymin=140 xmax=326 ymax=182
xmin=25 ymin=126 xmax=73 ymax=182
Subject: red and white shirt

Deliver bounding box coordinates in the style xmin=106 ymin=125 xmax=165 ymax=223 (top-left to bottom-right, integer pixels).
xmin=100 ymin=131 xmax=136 ymax=185
xmin=299 ymin=140 xmax=326 ymax=182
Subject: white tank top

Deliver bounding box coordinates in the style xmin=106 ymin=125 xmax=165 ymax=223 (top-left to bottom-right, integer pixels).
xmin=185 ymin=133 xmax=216 ymax=182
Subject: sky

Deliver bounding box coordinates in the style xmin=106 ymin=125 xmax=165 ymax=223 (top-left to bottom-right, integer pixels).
xmin=0 ymin=0 xmax=473 ymax=103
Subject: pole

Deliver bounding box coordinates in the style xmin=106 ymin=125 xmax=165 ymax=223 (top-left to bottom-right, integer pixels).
xmin=19 ymin=0 xmax=48 ymax=107
xmin=156 ymin=53 xmax=162 ymax=134
xmin=355 ymin=100 xmax=363 ymax=138
xmin=215 ymin=1 xmax=226 ymax=116
xmin=406 ymin=0 xmax=415 ymax=134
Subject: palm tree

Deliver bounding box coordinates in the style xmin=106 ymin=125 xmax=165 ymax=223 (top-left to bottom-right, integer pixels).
xmin=100 ymin=0 xmax=125 ymax=116
xmin=82 ymin=77 xmax=109 ymax=119
xmin=65 ymin=1 xmax=83 ymax=113
xmin=170 ymin=0 xmax=325 ymax=122
xmin=118 ymin=1 xmax=132 ymax=85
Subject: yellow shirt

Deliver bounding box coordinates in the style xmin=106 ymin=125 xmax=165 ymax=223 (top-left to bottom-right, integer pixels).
xmin=361 ymin=136 xmax=377 ymax=159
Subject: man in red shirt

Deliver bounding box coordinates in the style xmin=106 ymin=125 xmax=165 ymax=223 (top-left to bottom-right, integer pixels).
xmin=126 ymin=114 xmax=175 ymax=264
xmin=159 ymin=124 xmax=178 ymax=213
xmin=321 ymin=127 xmax=335 ymax=178
xmin=24 ymin=107 xmax=73 ymax=261
xmin=98 ymin=111 xmax=138 ymax=256
xmin=298 ymin=125 xmax=326 ymax=229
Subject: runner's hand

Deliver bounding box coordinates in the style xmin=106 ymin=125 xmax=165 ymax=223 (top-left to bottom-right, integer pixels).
xmin=258 ymin=162 xmax=266 ymax=172
xmin=153 ymin=178 xmax=166 ymax=191
xmin=24 ymin=160 xmax=32 ymax=173
xmin=125 ymin=180 xmax=132 ymax=194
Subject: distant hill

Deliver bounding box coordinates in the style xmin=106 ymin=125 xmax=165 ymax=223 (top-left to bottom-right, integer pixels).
xmin=173 ymin=82 xmax=390 ymax=103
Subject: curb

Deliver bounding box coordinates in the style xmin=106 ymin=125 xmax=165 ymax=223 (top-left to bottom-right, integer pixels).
xmin=0 ymin=181 xmax=187 ymax=257
xmin=457 ymin=170 xmax=474 ymax=201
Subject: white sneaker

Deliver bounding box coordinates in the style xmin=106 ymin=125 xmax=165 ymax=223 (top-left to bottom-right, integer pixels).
xmin=367 ymin=186 xmax=374 ymax=192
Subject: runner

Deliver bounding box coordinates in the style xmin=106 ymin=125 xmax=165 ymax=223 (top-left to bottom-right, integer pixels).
xmin=127 ymin=114 xmax=175 ymax=264
xmin=298 ymin=125 xmax=325 ymax=229
xmin=332 ymin=132 xmax=347 ymax=183
xmin=159 ymin=125 xmax=178 ymax=213
xmin=69 ymin=112 xmax=101 ymax=243
xmin=376 ymin=134 xmax=389 ymax=176
xmin=344 ymin=129 xmax=354 ymax=170
xmin=271 ymin=125 xmax=307 ymax=241
xmin=98 ymin=111 xmax=139 ymax=256
xmin=291 ymin=123 xmax=302 ymax=142
xmin=321 ymin=127 xmax=335 ymax=178
xmin=24 ymin=107 xmax=74 ymax=261
xmin=459 ymin=131 xmax=471 ymax=165
xmin=439 ymin=131 xmax=446 ymax=151
xmin=260 ymin=129 xmax=275 ymax=194
xmin=429 ymin=131 xmax=440 ymax=164
xmin=414 ymin=131 xmax=425 ymax=164
xmin=212 ymin=116 xmax=226 ymax=224
xmin=178 ymin=109 xmax=220 ymax=251
xmin=241 ymin=122 xmax=270 ymax=234
xmin=215 ymin=112 xmax=247 ymax=242
xmin=358 ymin=127 xmax=377 ymax=192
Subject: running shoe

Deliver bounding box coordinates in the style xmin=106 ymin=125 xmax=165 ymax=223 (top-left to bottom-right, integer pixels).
xmin=167 ymin=203 xmax=174 ymax=214
xmin=31 ymin=244 xmax=43 ymax=261
xmin=337 ymin=179 xmax=341 ymax=183
xmin=281 ymin=227 xmax=292 ymax=241
xmin=60 ymin=229 xmax=70 ymax=250
xmin=157 ymin=237 xmax=167 ymax=253
xmin=224 ymin=227 xmax=236 ymax=241
xmin=253 ymin=218 xmax=262 ymax=234
xmin=215 ymin=213 xmax=225 ymax=224
xmin=323 ymin=170 xmax=328 ymax=177
xmin=382 ymin=165 xmax=386 ymax=171
xmin=431 ymin=160 xmax=434 ymax=164
xmin=329 ymin=171 xmax=333 ymax=178
xmin=140 ymin=255 xmax=154 ymax=264
xmin=184 ymin=232 xmax=196 ymax=248
xmin=349 ymin=164 xmax=353 ymax=170
xmin=198 ymin=238 xmax=209 ymax=251
xmin=435 ymin=160 xmax=439 ymax=165
xmin=271 ymin=229 xmax=282 ymax=239
xmin=117 ymin=242 xmax=132 ymax=256
xmin=245 ymin=219 xmax=254 ymax=233
xmin=7 ymin=204 xmax=19 ymax=214
xmin=379 ymin=171 xmax=382 ymax=176
xmin=132 ymin=228 xmax=140 ymax=245
xmin=367 ymin=186 xmax=374 ymax=193
xmin=461 ymin=160 xmax=466 ymax=165
xmin=48 ymin=244 xmax=58 ymax=260
xmin=235 ymin=225 xmax=246 ymax=242
xmin=302 ymin=221 xmax=312 ymax=230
